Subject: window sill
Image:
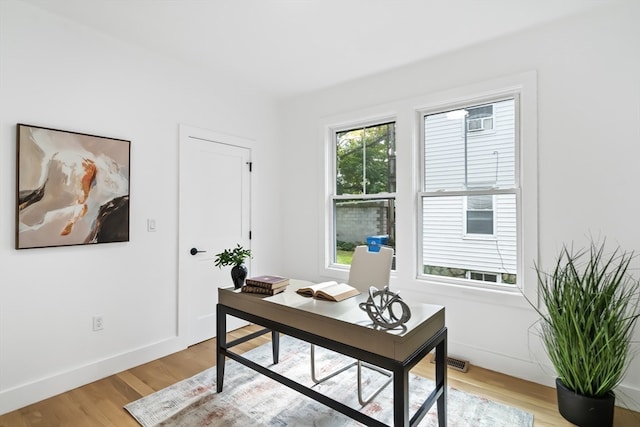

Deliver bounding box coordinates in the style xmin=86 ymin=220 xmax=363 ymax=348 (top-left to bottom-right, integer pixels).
xmin=462 ymin=234 xmax=497 ymax=241
xmin=410 ymin=276 xmax=532 ymax=310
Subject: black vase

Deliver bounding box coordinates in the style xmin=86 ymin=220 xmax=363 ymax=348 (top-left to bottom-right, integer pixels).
xmin=231 ymin=264 xmax=247 ymax=289
xmin=556 ymin=378 xmax=615 ymax=427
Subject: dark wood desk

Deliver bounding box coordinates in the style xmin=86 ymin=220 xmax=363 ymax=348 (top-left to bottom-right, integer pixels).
xmin=216 ymin=281 xmax=447 ymax=427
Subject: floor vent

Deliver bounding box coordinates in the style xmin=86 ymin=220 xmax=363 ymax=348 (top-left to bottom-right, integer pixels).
xmin=430 ymin=355 xmax=470 ymax=373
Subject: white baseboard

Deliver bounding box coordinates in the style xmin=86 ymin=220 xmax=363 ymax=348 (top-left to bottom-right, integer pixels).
xmin=0 ymin=336 xmax=184 ymax=416
xmin=449 ymin=339 xmax=556 ymax=385
xmin=614 ymin=384 xmax=640 ymax=412
xmin=449 ymin=340 xmax=640 ymax=413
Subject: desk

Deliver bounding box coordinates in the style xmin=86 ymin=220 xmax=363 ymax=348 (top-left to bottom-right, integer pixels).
xmin=217 ymin=280 xmax=447 ymax=427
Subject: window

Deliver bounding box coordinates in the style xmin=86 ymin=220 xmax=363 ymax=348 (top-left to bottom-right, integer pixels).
xmin=466 ymin=195 xmax=494 ymax=235
xmin=332 ymin=122 xmax=396 ymax=266
xmin=420 ymin=98 xmax=518 ymax=288
xmin=466 ymin=104 xmax=494 ymax=132
xmin=468 ymin=271 xmax=498 ymax=282
xmin=322 ymin=72 xmax=537 ymax=302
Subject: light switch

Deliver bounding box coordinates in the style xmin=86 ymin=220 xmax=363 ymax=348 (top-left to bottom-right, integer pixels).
xmin=147 ymin=218 xmax=157 ymax=232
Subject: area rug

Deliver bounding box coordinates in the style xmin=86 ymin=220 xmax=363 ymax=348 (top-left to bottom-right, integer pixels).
xmin=125 ymin=336 xmax=534 ymax=426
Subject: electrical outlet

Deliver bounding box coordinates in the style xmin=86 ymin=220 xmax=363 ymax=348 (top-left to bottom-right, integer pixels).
xmin=93 ymin=315 xmax=104 ymax=331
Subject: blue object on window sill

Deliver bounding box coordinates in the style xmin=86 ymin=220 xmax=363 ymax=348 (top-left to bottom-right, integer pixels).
xmin=366 ymin=235 xmax=389 ymax=252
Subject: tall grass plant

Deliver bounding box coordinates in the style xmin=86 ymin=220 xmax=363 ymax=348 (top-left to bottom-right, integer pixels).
xmin=532 ymin=240 xmax=640 ymax=397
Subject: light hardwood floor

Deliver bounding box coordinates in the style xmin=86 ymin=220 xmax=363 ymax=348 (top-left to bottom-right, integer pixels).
xmin=1 ymin=324 xmax=638 ymax=426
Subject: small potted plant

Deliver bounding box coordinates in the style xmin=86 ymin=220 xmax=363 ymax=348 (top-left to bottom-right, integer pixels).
xmin=214 ymin=244 xmax=252 ymax=289
xmin=530 ymin=239 xmax=640 ymax=427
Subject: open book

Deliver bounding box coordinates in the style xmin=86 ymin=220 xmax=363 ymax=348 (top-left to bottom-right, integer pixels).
xmin=296 ymin=281 xmax=360 ymax=302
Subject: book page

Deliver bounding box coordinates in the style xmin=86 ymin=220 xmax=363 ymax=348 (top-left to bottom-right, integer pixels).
xmin=314 ymin=282 xmax=360 ymax=302
xmin=296 ymin=281 xmax=337 ymax=297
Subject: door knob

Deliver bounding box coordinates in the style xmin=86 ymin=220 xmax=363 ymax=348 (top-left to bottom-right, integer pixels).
xmin=190 ymin=247 xmax=206 ymax=256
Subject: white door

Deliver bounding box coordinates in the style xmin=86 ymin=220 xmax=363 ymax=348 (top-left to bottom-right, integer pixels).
xmin=179 ymin=125 xmax=251 ymax=346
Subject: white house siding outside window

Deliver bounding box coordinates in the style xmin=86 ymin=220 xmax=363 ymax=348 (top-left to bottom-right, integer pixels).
xmin=420 ymin=97 xmax=518 ymax=288
xmin=332 ymin=122 xmax=396 ymax=266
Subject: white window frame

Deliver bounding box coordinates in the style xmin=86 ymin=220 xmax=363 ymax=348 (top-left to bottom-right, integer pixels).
xmin=415 ymin=71 xmax=538 ymax=305
xmin=324 ymin=115 xmax=397 ymax=274
xmin=318 ymin=72 xmax=537 ymax=307
xmin=419 ymin=95 xmax=519 ymax=291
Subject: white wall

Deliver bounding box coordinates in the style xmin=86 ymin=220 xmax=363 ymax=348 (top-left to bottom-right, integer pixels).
xmin=0 ymin=0 xmax=283 ymax=414
xmin=2 ymin=0 xmax=640 ymax=417
xmin=280 ymin=2 xmax=640 ymax=410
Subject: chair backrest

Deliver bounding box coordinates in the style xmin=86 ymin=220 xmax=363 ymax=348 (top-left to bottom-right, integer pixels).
xmin=347 ymin=245 xmax=394 ymax=292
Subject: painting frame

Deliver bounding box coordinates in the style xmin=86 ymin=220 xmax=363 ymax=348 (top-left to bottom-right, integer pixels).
xmin=16 ymin=124 xmax=131 ymax=249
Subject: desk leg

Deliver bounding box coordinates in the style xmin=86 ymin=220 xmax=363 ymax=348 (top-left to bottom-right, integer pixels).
xmin=393 ymin=366 xmax=409 ymax=427
xmin=436 ymin=329 xmax=448 ymax=427
xmin=216 ymin=304 xmax=227 ymax=393
xmin=271 ymin=330 xmax=280 ymax=364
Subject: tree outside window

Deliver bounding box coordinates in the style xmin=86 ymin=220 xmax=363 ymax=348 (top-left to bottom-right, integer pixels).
xmin=333 ymin=122 xmax=396 ymax=266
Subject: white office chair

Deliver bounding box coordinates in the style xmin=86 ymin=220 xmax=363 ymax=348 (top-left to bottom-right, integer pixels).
xmin=310 ymin=245 xmax=394 ymax=406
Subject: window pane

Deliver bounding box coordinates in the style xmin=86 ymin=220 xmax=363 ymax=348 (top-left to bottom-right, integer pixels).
xmin=470 ymin=271 xmax=498 ymax=282
xmin=468 ymin=194 xmax=492 ymax=210
xmin=337 ymin=122 xmax=396 ymax=195
xmin=468 ymin=105 xmax=493 ymax=119
xmin=467 ymin=211 xmax=493 ymax=234
xmin=336 ymin=128 xmax=364 ymax=195
xmin=334 ymin=198 xmax=395 ymax=266
xmin=424 ymin=99 xmax=515 ymax=192
xmin=422 ymin=194 xmax=516 ymax=285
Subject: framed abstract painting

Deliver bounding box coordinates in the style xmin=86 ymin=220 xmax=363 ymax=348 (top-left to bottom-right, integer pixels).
xmin=16 ymin=124 xmax=131 ymax=249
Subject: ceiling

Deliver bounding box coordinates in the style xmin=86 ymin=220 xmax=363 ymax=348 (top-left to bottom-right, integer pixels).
xmin=22 ymin=0 xmax=615 ymax=98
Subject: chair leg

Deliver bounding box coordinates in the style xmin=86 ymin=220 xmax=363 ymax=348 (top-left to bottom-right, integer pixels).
xmin=310 ymin=344 xmax=393 ymax=406
xmin=310 ymin=344 xmax=357 ymax=384
xmin=357 ymin=360 xmax=393 ymax=406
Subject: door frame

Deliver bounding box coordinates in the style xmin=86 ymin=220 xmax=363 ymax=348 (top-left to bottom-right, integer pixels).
xmin=178 ymin=124 xmax=254 ymax=346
